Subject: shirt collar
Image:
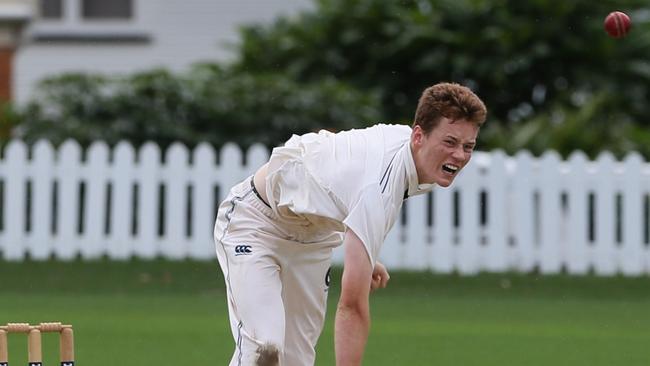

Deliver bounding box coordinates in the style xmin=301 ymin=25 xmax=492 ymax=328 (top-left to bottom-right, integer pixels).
xmin=404 ymin=141 xmax=434 ymax=198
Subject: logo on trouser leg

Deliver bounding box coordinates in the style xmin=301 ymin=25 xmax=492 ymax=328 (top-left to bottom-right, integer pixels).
xmin=234 ymin=245 xmax=252 ymax=256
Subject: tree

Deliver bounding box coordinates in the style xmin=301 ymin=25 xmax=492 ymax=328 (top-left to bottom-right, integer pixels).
xmin=9 ymin=0 xmax=650 ymax=157
xmin=234 ymin=0 xmax=650 ymax=156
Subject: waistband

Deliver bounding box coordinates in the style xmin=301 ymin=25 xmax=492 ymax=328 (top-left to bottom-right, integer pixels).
xmin=243 ymin=176 xmax=275 ymax=219
xmin=250 ymin=177 xmax=271 ymax=208
xmin=234 ymin=176 xmax=342 ymax=245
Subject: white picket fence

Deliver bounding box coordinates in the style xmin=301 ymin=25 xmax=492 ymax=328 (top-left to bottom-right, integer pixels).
xmin=1 ymin=139 xmax=649 ymax=275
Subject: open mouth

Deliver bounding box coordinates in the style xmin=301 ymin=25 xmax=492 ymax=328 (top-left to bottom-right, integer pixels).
xmin=442 ymin=163 xmax=459 ymax=175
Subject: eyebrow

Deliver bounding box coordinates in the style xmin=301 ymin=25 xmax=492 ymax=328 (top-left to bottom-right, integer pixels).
xmin=445 ymin=135 xmax=476 ymax=144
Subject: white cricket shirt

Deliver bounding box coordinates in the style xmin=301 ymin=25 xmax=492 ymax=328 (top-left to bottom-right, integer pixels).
xmin=265 ymin=124 xmax=434 ymax=266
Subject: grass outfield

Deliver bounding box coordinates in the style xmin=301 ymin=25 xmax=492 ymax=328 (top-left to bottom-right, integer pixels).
xmin=1 ymin=259 xmax=649 ymax=365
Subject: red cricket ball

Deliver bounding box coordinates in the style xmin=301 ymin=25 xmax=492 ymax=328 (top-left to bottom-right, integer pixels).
xmin=604 ymin=11 xmax=631 ymax=38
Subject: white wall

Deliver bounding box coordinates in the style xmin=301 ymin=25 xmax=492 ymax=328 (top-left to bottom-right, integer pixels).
xmin=14 ymin=0 xmax=313 ymax=104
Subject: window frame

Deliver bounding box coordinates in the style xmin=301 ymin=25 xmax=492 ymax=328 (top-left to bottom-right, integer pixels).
xmin=39 ymin=0 xmax=64 ymax=20
xmin=80 ymin=0 xmax=133 ymax=20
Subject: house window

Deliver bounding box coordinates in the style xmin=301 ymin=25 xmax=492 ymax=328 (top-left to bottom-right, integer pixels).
xmin=40 ymin=0 xmax=63 ymax=19
xmin=81 ymin=0 xmax=132 ymax=19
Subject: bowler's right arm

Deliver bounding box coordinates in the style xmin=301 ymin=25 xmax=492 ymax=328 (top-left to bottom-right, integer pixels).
xmin=334 ymin=229 xmax=373 ymax=366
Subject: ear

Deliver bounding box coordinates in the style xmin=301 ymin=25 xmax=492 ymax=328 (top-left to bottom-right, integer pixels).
xmin=411 ymin=125 xmax=424 ymax=146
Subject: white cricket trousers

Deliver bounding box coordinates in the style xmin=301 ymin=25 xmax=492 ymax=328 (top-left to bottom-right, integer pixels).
xmin=214 ymin=177 xmax=341 ymax=366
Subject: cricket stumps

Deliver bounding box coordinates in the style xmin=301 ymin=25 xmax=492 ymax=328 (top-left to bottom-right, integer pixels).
xmin=0 ymin=322 xmax=74 ymax=366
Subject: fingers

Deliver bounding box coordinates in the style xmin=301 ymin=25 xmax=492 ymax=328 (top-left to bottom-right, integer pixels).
xmin=379 ymin=271 xmax=390 ymax=287
xmin=370 ymin=272 xmax=389 ymax=291
xmin=370 ymin=276 xmax=380 ymax=291
xmin=369 ymin=262 xmax=390 ymax=291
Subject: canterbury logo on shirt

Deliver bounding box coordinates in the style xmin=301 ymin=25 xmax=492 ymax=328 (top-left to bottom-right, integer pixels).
xmin=234 ymin=245 xmax=252 ymax=255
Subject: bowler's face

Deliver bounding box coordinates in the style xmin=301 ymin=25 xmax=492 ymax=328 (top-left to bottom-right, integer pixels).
xmin=411 ymin=118 xmax=479 ymax=187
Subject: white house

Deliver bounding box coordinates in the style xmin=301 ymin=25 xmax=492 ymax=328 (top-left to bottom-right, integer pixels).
xmin=13 ymin=0 xmax=312 ymax=104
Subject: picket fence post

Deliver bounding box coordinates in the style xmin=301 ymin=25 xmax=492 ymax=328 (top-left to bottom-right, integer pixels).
xmin=3 ymin=140 xmax=28 ymax=260
xmin=29 ymin=140 xmax=55 ymax=260
xmin=566 ymin=151 xmax=590 ymax=274
xmin=593 ymin=152 xmax=617 ymax=275
xmin=82 ymin=141 xmax=110 ymax=259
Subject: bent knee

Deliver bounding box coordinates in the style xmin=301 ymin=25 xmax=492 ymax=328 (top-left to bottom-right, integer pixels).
xmin=256 ymin=343 xmax=280 ymax=366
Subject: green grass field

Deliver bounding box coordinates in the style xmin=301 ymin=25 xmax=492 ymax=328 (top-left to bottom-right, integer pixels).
xmin=1 ymin=259 xmax=649 ymax=365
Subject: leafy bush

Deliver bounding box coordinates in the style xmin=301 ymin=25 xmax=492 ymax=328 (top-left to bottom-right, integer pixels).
xmin=0 ymin=102 xmax=20 ymax=143
xmin=14 ymin=65 xmax=382 ymax=149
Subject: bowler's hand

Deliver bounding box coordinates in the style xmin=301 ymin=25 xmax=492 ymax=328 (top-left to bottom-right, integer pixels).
xmin=370 ymin=261 xmax=390 ymax=291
